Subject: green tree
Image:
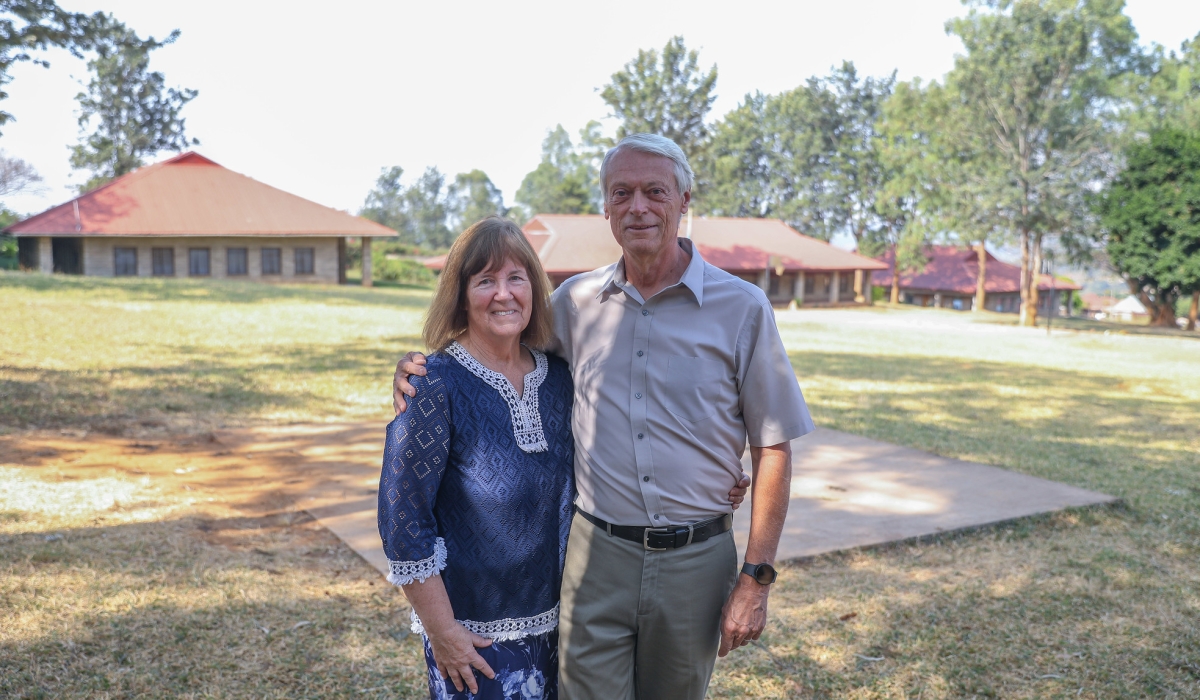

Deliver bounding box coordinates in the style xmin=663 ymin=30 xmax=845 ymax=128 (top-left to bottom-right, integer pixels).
xmin=1120 ymin=32 xmax=1200 ymax=136
xmin=448 ymin=169 xmax=507 ymax=231
xmin=69 ymin=20 xmax=198 ymax=192
xmin=0 ymin=149 xmax=41 ymax=197
xmin=870 ymin=79 xmax=949 ymax=304
xmin=945 ymin=0 xmax=1140 ymax=326
xmin=360 ymin=166 xmax=409 ymax=234
xmin=0 ymin=205 xmax=18 ymax=269
xmin=402 ymin=167 xmax=453 ymax=249
xmin=700 ymin=86 xmax=839 ymax=238
xmin=825 ymin=62 xmax=895 ymax=247
xmin=600 ymin=36 xmax=717 ymax=161
xmin=1 ymin=0 xmax=107 ymax=133
xmin=700 ymin=63 xmax=893 ymax=243
xmin=1097 ymin=128 xmax=1200 ymax=328
xmin=515 ymin=125 xmax=599 ymax=216
xmin=360 ymin=166 xmax=458 ymax=248
xmin=878 ymin=77 xmax=1015 ymax=311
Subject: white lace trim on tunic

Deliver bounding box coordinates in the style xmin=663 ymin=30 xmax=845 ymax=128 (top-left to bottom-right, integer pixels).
xmin=410 ymin=602 xmax=560 ymax=642
xmin=445 ymin=341 xmax=549 ymax=453
xmin=386 ymin=537 xmax=447 ymax=586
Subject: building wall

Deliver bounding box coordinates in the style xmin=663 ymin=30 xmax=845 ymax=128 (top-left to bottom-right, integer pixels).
xmin=81 ymin=236 xmax=342 ymax=283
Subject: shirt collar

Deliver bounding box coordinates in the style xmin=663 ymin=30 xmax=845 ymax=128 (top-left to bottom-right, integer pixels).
xmin=597 ymin=238 xmax=706 ymax=307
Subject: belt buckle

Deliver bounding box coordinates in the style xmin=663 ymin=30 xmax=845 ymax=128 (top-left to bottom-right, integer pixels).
xmin=643 ymin=526 xmax=671 ymax=551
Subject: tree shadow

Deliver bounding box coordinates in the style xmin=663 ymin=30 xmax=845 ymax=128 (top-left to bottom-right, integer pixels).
xmin=0 ymin=513 xmax=429 ymax=699
xmin=714 ymin=538 xmax=1200 ymax=697
xmin=789 ymin=350 xmax=1200 ymax=512
xmin=972 ymin=313 xmax=1200 ymax=340
xmin=0 ymin=270 xmax=433 ymax=309
xmin=0 ymin=334 xmax=420 ymax=434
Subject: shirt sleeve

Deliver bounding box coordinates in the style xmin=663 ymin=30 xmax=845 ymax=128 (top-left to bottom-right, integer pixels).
xmin=547 ymin=285 xmax=574 ymax=366
xmin=377 ymin=367 xmax=452 ymax=586
xmin=736 ymin=301 xmax=816 ymax=447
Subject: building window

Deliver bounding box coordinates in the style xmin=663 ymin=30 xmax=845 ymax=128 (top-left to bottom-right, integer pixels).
xmin=295 ymin=247 xmax=315 ymax=275
xmin=952 ymin=298 xmax=964 ymax=311
xmin=839 ymin=272 xmax=856 ymax=301
xmin=262 ymin=247 xmax=281 ymax=275
xmin=189 ymin=248 xmax=211 ymax=276
xmin=226 ymin=247 xmax=248 ymax=276
xmin=113 ymin=247 xmax=138 ymax=276
xmin=151 ymin=248 xmax=175 ymax=276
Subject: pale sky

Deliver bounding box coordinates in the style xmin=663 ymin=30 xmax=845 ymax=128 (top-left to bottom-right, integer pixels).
xmin=4 ymin=0 xmax=1200 ymax=229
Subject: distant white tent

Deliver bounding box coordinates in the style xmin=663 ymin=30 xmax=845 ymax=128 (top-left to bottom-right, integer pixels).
xmin=1108 ymin=295 xmax=1148 ymax=321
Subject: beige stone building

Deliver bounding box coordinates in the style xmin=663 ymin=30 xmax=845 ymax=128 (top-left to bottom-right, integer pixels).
xmin=7 ymin=152 xmax=394 ymax=284
xmin=429 ymin=214 xmax=887 ymax=307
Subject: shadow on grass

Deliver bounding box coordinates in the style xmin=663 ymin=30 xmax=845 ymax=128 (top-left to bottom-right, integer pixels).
xmin=972 ymin=312 xmax=1200 ymax=340
xmin=791 ymin=350 xmax=1200 ymax=513
xmin=0 ymin=270 xmax=433 ymax=309
xmin=0 ymin=513 xmax=428 ymax=699
xmin=5 ymin=510 xmax=1196 ymax=698
xmin=720 ymin=541 xmax=1200 ymax=697
xmin=0 ymin=334 xmax=421 ymax=433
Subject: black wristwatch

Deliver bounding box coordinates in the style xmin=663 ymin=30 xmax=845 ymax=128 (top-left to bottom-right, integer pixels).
xmin=741 ymin=562 xmax=778 ymax=585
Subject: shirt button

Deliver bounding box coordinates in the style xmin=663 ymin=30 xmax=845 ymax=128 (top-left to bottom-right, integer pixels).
xmin=643 ymin=476 xmax=650 ymax=482
xmin=641 ymin=309 xmax=649 ymax=316
xmin=637 ymin=433 xmax=644 ymax=439
xmin=653 ymin=514 xmax=661 ymax=520
xmin=635 ymin=392 xmax=642 ymax=399
xmin=637 ymin=350 xmax=644 ymax=357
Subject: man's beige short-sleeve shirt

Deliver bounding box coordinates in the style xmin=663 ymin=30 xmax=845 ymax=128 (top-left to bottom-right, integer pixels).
xmin=549 ymin=239 xmax=814 ymax=527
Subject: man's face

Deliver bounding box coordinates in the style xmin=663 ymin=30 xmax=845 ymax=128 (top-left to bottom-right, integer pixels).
xmin=603 ymin=149 xmax=691 ymax=260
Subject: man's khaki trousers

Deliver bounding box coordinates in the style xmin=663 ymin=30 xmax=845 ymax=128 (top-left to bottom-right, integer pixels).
xmin=558 ymin=510 xmax=738 ymax=700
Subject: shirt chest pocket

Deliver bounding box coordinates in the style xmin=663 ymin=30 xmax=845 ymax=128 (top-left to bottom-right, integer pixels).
xmin=663 ymin=355 xmax=727 ymax=423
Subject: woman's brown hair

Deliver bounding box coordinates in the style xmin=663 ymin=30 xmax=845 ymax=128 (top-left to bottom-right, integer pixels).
xmin=423 ymin=216 xmax=554 ymax=351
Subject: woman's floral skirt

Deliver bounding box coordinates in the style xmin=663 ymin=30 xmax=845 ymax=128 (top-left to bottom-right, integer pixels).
xmin=422 ymin=629 xmax=557 ymax=700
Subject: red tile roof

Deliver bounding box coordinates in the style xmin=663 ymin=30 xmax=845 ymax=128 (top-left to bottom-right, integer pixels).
xmin=6 ymin=152 xmax=396 ymax=238
xmin=873 ymin=245 xmax=1080 ymax=294
xmin=427 ymin=214 xmax=886 ymax=274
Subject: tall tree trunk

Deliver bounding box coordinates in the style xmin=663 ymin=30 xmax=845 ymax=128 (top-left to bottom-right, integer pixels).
xmin=1027 ymin=234 xmax=1042 ymax=327
xmin=890 ymin=245 xmax=901 ymax=304
xmin=1188 ymin=290 xmax=1199 ymax=332
xmin=1151 ymin=299 xmax=1177 ymax=327
xmin=973 ymin=240 xmax=987 ymax=312
xmin=1018 ymin=227 xmax=1032 ymax=326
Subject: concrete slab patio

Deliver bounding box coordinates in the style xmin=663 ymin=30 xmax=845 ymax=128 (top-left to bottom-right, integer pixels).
xmin=734 ymin=428 xmax=1116 ymax=561
xmin=240 ymin=422 xmax=1116 ymax=577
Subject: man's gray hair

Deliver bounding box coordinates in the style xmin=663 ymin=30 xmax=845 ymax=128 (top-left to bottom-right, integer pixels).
xmin=599 ymin=133 xmax=694 ymax=199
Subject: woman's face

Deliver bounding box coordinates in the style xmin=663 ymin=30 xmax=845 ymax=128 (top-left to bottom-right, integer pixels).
xmin=464 ymin=257 xmax=532 ymax=344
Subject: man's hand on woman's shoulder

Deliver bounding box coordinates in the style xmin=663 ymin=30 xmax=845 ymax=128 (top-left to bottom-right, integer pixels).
xmin=393 ymin=351 xmax=428 ymax=414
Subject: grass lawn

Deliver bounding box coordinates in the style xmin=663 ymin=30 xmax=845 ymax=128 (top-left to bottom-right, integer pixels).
xmin=2 ymin=272 xmax=1198 ymax=698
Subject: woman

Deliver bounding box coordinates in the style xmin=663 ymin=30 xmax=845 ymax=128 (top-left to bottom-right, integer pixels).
xmin=378 ymin=217 xmax=573 ymax=700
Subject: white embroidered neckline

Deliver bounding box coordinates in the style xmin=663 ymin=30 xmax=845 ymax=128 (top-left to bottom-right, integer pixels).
xmin=411 ymin=603 xmax=560 ymax=642
xmin=386 ymin=537 xmax=447 ymax=586
xmin=444 ymin=341 xmax=549 ymax=453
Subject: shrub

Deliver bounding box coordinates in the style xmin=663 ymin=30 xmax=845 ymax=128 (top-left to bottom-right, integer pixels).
xmin=0 ymin=235 xmax=17 ymax=271
xmin=372 ymin=254 xmax=435 ymax=286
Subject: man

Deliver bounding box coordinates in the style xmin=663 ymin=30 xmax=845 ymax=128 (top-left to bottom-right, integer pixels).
xmin=394 ymin=134 xmax=813 ymax=700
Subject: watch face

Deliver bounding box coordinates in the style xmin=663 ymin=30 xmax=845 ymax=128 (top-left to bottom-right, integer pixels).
xmin=754 ymin=564 xmax=777 ymax=585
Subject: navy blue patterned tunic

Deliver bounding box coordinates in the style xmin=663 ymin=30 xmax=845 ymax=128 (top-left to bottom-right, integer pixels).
xmin=378 ymin=343 xmax=574 ymax=648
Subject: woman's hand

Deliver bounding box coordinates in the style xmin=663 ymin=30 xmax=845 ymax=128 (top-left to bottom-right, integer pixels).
xmin=729 ymin=472 xmax=751 ymax=510
xmin=392 ymin=351 xmax=428 ymax=413
xmin=427 ymin=622 xmax=495 ymax=694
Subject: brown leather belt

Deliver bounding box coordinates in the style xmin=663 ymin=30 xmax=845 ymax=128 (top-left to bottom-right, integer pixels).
xmin=577 ymin=508 xmax=733 ymax=551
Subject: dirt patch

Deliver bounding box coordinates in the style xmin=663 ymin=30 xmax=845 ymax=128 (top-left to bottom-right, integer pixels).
xmin=0 ymin=422 xmax=386 ymax=519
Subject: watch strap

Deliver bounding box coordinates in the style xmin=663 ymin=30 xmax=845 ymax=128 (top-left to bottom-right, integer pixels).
xmin=741 ymin=561 xmax=777 ymax=585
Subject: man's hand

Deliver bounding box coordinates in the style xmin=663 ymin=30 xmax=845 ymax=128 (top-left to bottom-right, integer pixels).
xmin=392 ymin=351 xmax=428 ymax=414
xmin=717 ymin=575 xmax=770 ymax=656
xmin=728 ymin=472 xmax=750 ymax=511
xmin=719 ymin=441 xmax=790 ymax=657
